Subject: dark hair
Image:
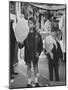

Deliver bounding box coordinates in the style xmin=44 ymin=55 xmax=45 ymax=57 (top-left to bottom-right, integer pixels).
xmin=28 ymin=17 xmax=36 ymax=25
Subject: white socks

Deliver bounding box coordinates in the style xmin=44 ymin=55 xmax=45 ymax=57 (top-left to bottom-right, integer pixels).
xmin=28 ymin=77 xmax=38 ymax=84
xmin=34 ymin=77 xmax=38 ymax=83
xmin=37 ymin=73 xmax=40 ymax=77
xmin=28 ymin=78 xmax=31 ymax=84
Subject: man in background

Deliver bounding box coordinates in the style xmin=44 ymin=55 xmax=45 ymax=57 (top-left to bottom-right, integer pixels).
xmin=10 ymin=20 xmax=18 ymax=83
xmin=44 ymin=12 xmax=52 ymax=33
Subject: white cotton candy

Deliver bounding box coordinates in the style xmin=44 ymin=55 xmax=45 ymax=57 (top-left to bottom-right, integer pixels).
xmin=44 ymin=35 xmax=57 ymax=59
xmin=15 ymin=18 xmax=29 ymax=43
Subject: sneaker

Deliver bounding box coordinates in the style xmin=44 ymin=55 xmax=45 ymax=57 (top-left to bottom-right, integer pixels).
xmin=45 ymin=84 xmax=49 ymax=86
xmin=55 ymin=79 xmax=59 ymax=81
xmin=27 ymin=84 xmax=32 ymax=88
xmin=13 ymin=71 xmax=18 ymax=75
xmin=10 ymin=77 xmax=14 ymax=83
xmin=35 ymin=83 xmax=40 ymax=87
xmin=32 ymin=83 xmax=35 ymax=87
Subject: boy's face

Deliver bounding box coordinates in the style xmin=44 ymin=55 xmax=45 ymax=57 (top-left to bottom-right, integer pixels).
xmin=36 ymin=22 xmax=39 ymax=30
xmin=53 ymin=22 xmax=58 ymax=27
xmin=28 ymin=20 xmax=34 ymax=29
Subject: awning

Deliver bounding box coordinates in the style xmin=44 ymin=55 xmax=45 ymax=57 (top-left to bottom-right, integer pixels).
xmin=29 ymin=3 xmax=66 ymax=11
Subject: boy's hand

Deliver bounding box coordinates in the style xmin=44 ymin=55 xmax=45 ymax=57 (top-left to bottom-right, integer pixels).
xmin=20 ymin=49 xmax=23 ymax=59
xmin=18 ymin=41 xmax=24 ymax=49
xmin=36 ymin=52 xmax=39 ymax=58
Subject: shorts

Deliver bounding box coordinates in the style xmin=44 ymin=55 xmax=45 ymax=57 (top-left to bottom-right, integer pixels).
xmin=25 ymin=56 xmax=39 ymax=66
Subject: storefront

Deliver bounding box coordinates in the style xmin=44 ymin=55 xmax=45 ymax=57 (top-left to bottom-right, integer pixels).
xmin=9 ymin=1 xmax=66 ymax=53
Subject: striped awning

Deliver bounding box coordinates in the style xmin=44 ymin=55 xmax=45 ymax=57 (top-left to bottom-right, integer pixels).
xmin=29 ymin=3 xmax=66 ymax=11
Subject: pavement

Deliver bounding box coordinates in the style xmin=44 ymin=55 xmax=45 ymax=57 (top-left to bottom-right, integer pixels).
xmin=9 ymin=53 xmax=66 ymax=89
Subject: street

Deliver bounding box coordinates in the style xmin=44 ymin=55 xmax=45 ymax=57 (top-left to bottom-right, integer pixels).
xmin=9 ymin=53 xmax=66 ymax=89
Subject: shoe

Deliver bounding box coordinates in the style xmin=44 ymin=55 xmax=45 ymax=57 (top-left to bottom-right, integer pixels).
xmin=50 ymin=79 xmax=53 ymax=81
xmin=55 ymin=78 xmax=59 ymax=81
xmin=55 ymin=79 xmax=59 ymax=81
xmin=11 ymin=76 xmax=14 ymax=79
xmin=10 ymin=77 xmax=14 ymax=83
xmin=45 ymin=84 xmax=49 ymax=86
xmin=35 ymin=83 xmax=40 ymax=87
xmin=27 ymin=84 xmax=32 ymax=88
xmin=13 ymin=71 xmax=18 ymax=75
xmin=50 ymin=80 xmax=53 ymax=81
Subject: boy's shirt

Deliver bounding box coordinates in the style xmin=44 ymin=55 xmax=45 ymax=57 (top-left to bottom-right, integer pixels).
xmin=18 ymin=30 xmax=43 ymax=61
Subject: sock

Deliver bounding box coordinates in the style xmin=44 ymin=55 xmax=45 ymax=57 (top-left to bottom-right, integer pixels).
xmin=37 ymin=73 xmax=40 ymax=77
xmin=34 ymin=77 xmax=38 ymax=83
xmin=28 ymin=78 xmax=31 ymax=85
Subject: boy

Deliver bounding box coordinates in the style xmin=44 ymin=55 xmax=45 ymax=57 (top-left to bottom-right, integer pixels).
xmin=18 ymin=17 xmax=43 ymax=87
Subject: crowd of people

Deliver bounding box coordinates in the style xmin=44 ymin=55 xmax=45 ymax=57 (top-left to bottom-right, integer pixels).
xmin=10 ymin=7 xmax=66 ymax=88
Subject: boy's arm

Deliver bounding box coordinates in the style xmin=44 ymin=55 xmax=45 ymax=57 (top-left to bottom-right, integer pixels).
xmin=38 ymin=34 xmax=43 ymax=55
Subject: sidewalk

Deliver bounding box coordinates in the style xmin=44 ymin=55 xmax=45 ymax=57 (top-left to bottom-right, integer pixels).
xmin=9 ymin=55 xmax=66 ymax=89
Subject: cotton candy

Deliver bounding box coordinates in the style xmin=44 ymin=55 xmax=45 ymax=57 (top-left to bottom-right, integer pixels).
xmin=15 ymin=18 xmax=29 ymax=42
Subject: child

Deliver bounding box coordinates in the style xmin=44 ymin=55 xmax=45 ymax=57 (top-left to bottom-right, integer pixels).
xmin=18 ymin=17 xmax=43 ymax=87
xmin=44 ymin=19 xmax=63 ymax=81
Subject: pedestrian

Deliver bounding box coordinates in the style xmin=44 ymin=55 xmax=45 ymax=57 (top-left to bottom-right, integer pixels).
xmin=10 ymin=20 xmax=18 ymax=83
xmin=44 ymin=11 xmax=52 ymax=33
xmin=44 ymin=18 xmax=63 ymax=81
xmin=18 ymin=17 xmax=43 ymax=87
xmin=13 ymin=17 xmax=19 ymax=66
xmin=59 ymin=14 xmax=66 ymax=63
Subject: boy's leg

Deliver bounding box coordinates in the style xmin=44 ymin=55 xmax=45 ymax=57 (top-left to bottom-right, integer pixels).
xmin=33 ymin=63 xmax=38 ymax=82
xmin=27 ymin=63 xmax=32 ymax=85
